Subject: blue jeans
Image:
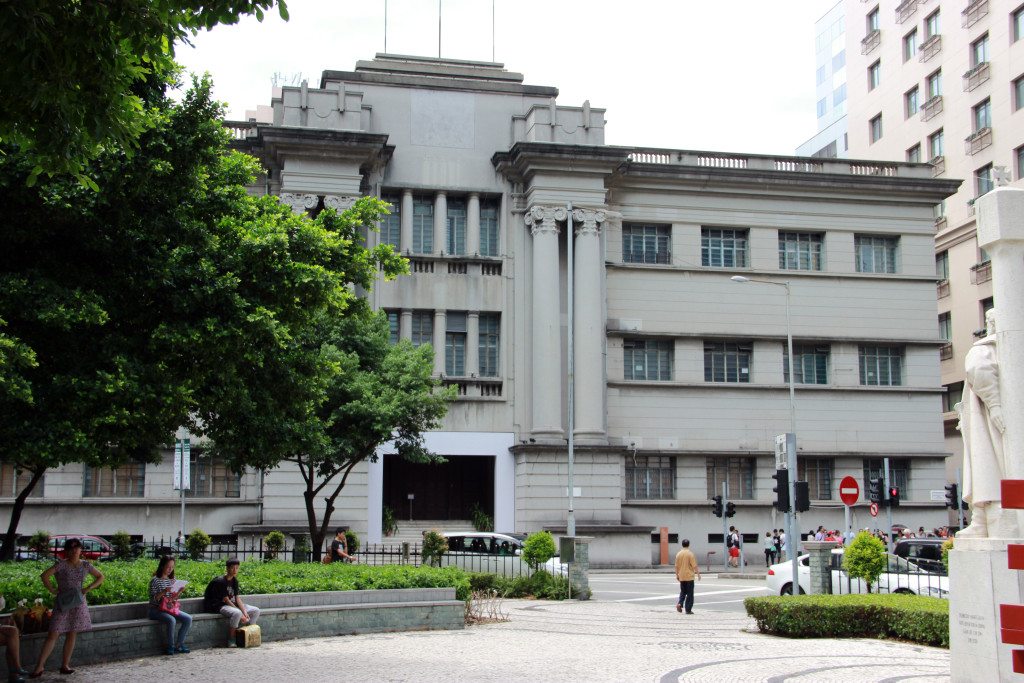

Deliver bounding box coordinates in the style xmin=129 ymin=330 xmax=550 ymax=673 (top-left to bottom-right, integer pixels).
xmin=148 ymin=607 xmax=192 ymax=647
xmin=678 ymin=581 xmax=695 ymax=613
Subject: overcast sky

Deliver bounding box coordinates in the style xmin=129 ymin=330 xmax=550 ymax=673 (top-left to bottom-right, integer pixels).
xmin=174 ymin=0 xmax=829 ymax=156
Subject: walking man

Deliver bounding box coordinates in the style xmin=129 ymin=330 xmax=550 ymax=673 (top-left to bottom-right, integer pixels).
xmin=674 ymin=539 xmax=700 ymax=615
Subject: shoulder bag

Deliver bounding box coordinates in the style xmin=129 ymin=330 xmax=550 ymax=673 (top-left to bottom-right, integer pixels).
xmin=158 ymin=594 xmax=180 ymax=616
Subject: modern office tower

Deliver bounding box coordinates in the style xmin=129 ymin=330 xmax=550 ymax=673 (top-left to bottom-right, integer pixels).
xmin=798 ymin=1 xmax=851 ymax=158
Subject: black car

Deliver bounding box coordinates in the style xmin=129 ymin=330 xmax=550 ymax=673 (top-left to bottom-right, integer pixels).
xmin=893 ymin=538 xmax=947 ymax=574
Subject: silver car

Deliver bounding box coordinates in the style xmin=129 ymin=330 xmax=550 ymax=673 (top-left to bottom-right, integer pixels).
xmin=766 ymin=548 xmax=949 ymax=599
xmin=442 ymin=532 xmax=567 ymax=576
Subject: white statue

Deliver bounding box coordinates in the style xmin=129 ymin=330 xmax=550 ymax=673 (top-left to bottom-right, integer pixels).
xmin=957 ymin=308 xmax=1017 ymax=538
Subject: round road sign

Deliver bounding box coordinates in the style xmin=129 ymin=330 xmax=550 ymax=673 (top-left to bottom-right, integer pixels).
xmin=869 ymin=502 xmax=879 ymax=517
xmin=839 ymin=476 xmax=860 ymax=506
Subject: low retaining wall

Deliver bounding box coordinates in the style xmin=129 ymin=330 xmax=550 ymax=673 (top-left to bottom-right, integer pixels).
xmin=18 ymin=588 xmax=463 ymax=668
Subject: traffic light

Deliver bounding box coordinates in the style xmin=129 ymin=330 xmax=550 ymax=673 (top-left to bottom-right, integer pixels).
xmin=869 ymin=478 xmax=883 ymax=505
xmin=772 ymin=469 xmax=790 ymax=513
xmin=725 ymin=501 xmax=736 ymax=518
xmin=945 ymin=483 xmax=958 ymax=509
xmin=793 ymin=480 xmax=810 ymax=513
xmin=712 ymin=495 xmax=723 ymax=518
xmin=888 ymin=486 xmax=900 ymax=507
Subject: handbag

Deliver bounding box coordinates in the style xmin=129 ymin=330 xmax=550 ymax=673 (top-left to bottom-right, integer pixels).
xmin=158 ymin=595 xmax=180 ymax=616
xmin=55 ymin=589 xmax=83 ymax=612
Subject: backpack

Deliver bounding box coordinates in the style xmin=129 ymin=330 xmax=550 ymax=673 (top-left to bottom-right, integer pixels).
xmin=726 ymin=534 xmax=735 ymax=548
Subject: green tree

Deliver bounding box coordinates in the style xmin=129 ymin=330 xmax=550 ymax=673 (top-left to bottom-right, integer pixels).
xmin=0 ymin=1 xmax=288 ymax=186
xmin=523 ymin=531 xmax=557 ymax=570
xmin=844 ymin=531 xmax=888 ymax=593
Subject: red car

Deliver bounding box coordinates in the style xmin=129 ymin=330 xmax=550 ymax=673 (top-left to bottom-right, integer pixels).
xmin=46 ymin=535 xmax=115 ymax=561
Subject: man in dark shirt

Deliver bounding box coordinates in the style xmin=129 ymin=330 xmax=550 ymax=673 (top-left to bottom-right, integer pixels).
xmin=204 ymin=557 xmax=260 ymax=646
xmin=329 ymin=527 xmax=352 ymax=563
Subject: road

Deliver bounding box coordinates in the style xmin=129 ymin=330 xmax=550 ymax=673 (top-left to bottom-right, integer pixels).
xmin=589 ymin=572 xmax=770 ymax=613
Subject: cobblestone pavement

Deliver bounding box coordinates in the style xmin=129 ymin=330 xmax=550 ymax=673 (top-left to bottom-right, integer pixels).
xmin=46 ymin=599 xmax=949 ymax=682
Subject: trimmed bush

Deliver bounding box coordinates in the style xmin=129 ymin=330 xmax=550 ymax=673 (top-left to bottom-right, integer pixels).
xmin=744 ymin=593 xmax=949 ymax=647
xmin=522 ymin=531 xmax=556 ymax=569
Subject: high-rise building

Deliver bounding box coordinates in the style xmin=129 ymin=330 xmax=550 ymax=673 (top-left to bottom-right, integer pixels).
xmin=798 ymin=2 xmax=851 ymax=158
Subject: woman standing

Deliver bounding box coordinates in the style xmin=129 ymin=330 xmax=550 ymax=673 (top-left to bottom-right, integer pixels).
xmin=30 ymin=538 xmax=104 ymax=677
xmin=149 ymin=556 xmax=192 ymax=655
xmin=762 ymin=531 xmax=775 ymax=566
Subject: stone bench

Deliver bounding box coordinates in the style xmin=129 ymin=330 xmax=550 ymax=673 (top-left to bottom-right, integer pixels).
xmin=16 ymin=588 xmax=463 ymax=668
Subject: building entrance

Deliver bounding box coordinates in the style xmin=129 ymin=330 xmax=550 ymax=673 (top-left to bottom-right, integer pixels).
xmin=383 ymin=455 xmax=494 ymax=521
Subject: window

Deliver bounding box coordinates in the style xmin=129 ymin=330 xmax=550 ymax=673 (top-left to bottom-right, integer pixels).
xmin=817 ymin=98 xmax=827 ymax=118
xmin=1016 ymin=6 xmax=1024 ymax=42
xmin=928 ymin=129 xmax=944 ymax=158
xmin=936 ymin=250 xmax=949 ymax=279
xmin=832 ymin=51 xmax=846 ymax=71
xmin=626 ymin=456 xmax=675 ymax=500
xmin=855 ymin=235 xmax=898 ymax=273
xmin=1017 ymin=145 xmax=1024 ymax=180
xmin=867 ymin=7 xmax=880 ymax=32
xmin=778 ymin=232 xmax=823 ymax=271
xmin=859 ymin=346 xmax=903 ymax=386
xmin=412 ymin=196 xmax=433 ymax=254
xmin=939 ymin=312 xmax=952 ymax=341
xmin=903 ymin=28 xmax=918 ymax=61
xmin=798 ymin=458 xmax=833 ymax=500
xmin=905 ymin=86 xmax=919 ymax=117
xmin=869 ymin=114 xmax=883 ymax=143
xmin=386 ymin=310 xmax=399 ymax=345
xmin=982 ymin=297 xmax=995 ymax=323
xmin=411 ymin=311 xmax=433 ymax=348
xmin=446 ymin=197 xmax=466 ymax=255
xmin=943 ymin=382 xmax=964 ymax=412
xmin=185 ymin=454 xmax=240 ymax=498
xmin=976 ymin=163 xmax=994 ymax=197
xmin=623 ymin=223 xmax=671 ymax=264
xmin=816 ymin=65 xmax=827 ymax=85
xmin=784 ymin=345 xmax=829 ymax=385
xmin=701 ymin=228 xmax=748 ymax=267
xmin=907 ymin=144 xmax=922 ymax=163
xmin=479 ymin=199 xmax=499 ymax=256
xmin=380 ymin=193 xmax=401 ymax=249
xmin=863 ymin=458 xmax=909 ymax=493
xmin=704 ymin=342 xmax=751 ymax=383
xmin=624 ymin=339 xmax=673 ymax=381
xmin=927 ymin=70 xmax=942 ymax=99
xmin=925 ymin=9 xmax=940 ymax=39
xmin=833 ymin=83 xmax=847 ymax=107
xmin=706 ymin=456 xmax=755 ymax=500
xmin=478 ymin=313 xmax=500 ymax=377
xmin=83 ymin=461 xmax=145 ymax=497
xmin=1014 ymin=75 xmax=1024 ymax=112
xmin=0 ymin=462 xmax=43 ymax=498
xmin=935 ymin=200 xmax=947 ymax=220
xmin=973 ymin=98 xmax=991 ymax=132
xmin=445 ymin=312 xmax=466 ymax=376
xmin=868 ymin=60 xmax=881 ymax=90
xmin=971 ymin=34 xmax=989 ymax=67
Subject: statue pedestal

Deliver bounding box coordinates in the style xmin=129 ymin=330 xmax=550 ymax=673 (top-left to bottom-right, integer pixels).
xmin=951 ymin=538 xmax=1024 ymax=682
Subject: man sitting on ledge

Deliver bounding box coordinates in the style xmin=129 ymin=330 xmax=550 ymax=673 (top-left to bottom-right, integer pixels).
xmin=203 ymin=558 xmax=260 ymax=647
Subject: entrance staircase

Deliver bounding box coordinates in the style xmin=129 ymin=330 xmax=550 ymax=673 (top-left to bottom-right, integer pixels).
xmin=383 ymin=520 xmax=476 ymax=546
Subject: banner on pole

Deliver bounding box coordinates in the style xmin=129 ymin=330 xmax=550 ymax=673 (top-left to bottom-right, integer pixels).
xmin=173 ymin=439 xmax=191 ymax=490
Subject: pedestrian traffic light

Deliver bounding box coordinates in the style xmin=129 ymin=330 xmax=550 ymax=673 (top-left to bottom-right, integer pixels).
xmin=712 ymin=495 xmax=723 ymax=518
xmin=888 ymin=486 xmax=900 ymax=507
xmin=945 ymin=483 xmax=958 ymax=509
xmin=793 ymin=480 xmax=810 ymax=513
xmin=869 ymin=478 xmax=883 ymax=505
xmin=725 ymin=501 xmax=736 ymax=518
xmin=772 ymin=469 xmax=790 ymax=513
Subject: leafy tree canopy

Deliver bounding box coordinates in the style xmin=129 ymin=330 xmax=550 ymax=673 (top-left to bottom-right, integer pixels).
xmin=844 ymin=531 xmax=888 ymax=591
xmin=0 ymin=0 xmax=288 ymax=186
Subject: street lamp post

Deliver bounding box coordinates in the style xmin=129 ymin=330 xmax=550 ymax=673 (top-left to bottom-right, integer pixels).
xmin=731 ymin=276 xmax=799 ymax=595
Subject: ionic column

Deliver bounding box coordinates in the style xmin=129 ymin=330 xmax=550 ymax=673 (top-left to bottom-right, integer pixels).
xmin=572 ymin=208 xmax=607 ymax=444
xmin=467 ymin=193 xmax=481 ymax=256
xmin=434 ymin=192 xmax=447 ymax=255
xmin=400 ymin=309 xmax=413 ymax=342
xmin=467 ymin=311 xmax=480 ymax=378
xmin=278 ymin=193 xmax=318 ymax=216
xmin=400 ymin=190 xmax=413 ymax=254
xmin=525 ymin=206 xmax=565 ymax=440
xmin=433 ymin=309 xmax=447 ymax=376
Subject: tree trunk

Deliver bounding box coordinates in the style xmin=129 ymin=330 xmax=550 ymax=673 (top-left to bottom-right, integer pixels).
xmin=1 ymin=467 xmax=46 ymax=561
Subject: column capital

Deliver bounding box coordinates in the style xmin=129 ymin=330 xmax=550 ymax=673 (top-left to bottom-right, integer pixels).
xmin=524 ymin=205 xmax=566 ymax=236
xmin=279 ymin=193 xmax=318 ymax=215
xmin=324 ymin=195 xmax=359 ymax=212
xmin=572 ymin=208 xmax=606 ymax=237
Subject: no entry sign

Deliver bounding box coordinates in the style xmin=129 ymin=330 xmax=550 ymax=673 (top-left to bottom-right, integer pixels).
xmin=870 ymin=502 xmax=879 ymax=517
xmin=840 ymin=476 xmax=860 ymax=506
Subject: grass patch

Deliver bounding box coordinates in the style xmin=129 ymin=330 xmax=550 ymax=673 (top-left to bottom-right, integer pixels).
xmin=744 ymin=593 xmax=949 ymax=648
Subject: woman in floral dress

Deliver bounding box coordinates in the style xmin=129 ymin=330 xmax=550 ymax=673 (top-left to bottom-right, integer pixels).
xmin=29 ymin=538 xmax=104 ymax=677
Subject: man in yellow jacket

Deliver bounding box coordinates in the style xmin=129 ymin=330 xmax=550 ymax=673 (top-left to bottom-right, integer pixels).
xmin=674 ymin=538 xmax=701 ymax=614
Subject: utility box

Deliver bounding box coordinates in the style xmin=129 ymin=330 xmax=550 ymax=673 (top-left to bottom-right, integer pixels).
xmin=559 ymin=536 xmax=575 ymax=563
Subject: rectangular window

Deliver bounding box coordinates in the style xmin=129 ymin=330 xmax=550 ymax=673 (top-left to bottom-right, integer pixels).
xmin=973 ymin=98 xmax=991 ymax=131
xmin=185 ymin=454 xmax=240 ymax=498
xmin=703 ymin=342 xmax=751 ymax=383
xmin=380 ymin=193 xmax=401 ymax=249
xmin=83 ymin=461 xmax=145 ymax=497
xmin=976 ymin=163 xmax=994 ymax=197
xmin=903 ymin=28 xmax=918 ymax=61
xmin=939 ymin=312 xmax=952 ymax=341
xmin=623 ymin=223 xmax=671 ymax=264
xmin=625 ymin=456 xmax=675 ymax=500
xmin=907 ymin=144 xmax=922 ymax=163
xmin=446 ymin=197 xmax=466 ymax=255
xmin=1014 ymin=75 xmax=1024 ymax=112
xmin=1017 ymin=145 xmax=1024 ymax=180
xmin=936 ymin=250 xmax=949 ymax=279
xmin=971 ymin=33 xmax=989 ymax=67
xmin=0 ymin=462 xmax=43 ymax=498
xmin=867 ymin=7 xmax=880 ymax=32
xmin=855 ymin=234 xmax=898 ymax=273
xmin=942 ymin=382 xmax=964 ymax=412
xmin=386 ymin=310 xmax=399 ymax=345
xmin=935 ymin=200 xmax=947 ymax=219
xmin=412 ymin=197 xmax=433 ymax=254
xmin=816 ymin=65 xmax=827 ymax=85
xmin=817 ymin=98 xmax=827 ymax=118
xmin=927 ymin=69 xmax=942 ymax=99
xmin=479 ymin=199 xmax=499 ymax=256
xmin=624 ymin=339 xmax=673 ymax=381
xmin=832 ymin=51 xmax=846 ymax=71
xmin=868 ymin=60 xmax=881 ymax=90
xmin=833 ymin=83 xmax=847 ymax=106
xmin=706 ymin=456 xmax=755 ymax=500
xmin=925 ymin=9 xmax=940 ymax=39
xmin=478 ymin=313 xmax=500 ymax=377
xmin=778 ymin=232 xmax=823 ymax=271
xmin=797 ymin=458 xmax=834 ymax=500
xmin=701 ymin=228 xmax=748 ymax=267
xmin=928 ymin=129 xmax=944 ymax=158
xmin=905 ymin=86 xmax=919 ymax=117
xmin=863 ymin=458 xmax=909 ymax=493
xmin=410 ymin=311 xmax=433 ymax=348
xmin=1015 ymin=6 xmax=1024 ymax=42
xmin=784 ymin=345 xmax=830 ymax=385
xmin=859 ymin=346 xmax=904 ymax=386
xmin=445 ymin=312 xmax=466 ymax=376
xmin=869 ymin=114 xmax=883 ymax=143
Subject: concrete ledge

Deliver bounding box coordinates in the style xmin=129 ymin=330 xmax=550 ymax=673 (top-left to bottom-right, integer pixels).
xmin=17 ymin=588 xmax=463 ymax=669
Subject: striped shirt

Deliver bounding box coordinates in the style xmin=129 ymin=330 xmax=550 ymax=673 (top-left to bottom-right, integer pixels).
xmin=149 ymin=577 xmax=175 ymax=606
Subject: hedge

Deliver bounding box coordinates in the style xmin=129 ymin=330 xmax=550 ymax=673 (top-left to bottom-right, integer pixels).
xmin=744 ymin=594 xmax=949 ymax=648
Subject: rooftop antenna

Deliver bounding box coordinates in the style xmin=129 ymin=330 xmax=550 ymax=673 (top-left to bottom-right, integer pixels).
xmin=438 ymin=0 xmax=442 ymax=58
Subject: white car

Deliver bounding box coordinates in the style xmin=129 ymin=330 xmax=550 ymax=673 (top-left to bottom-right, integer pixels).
xmin=441 ymin=532 xmax=568 ymax=576
xmin=766 ymin=548 xmax=949 ymax=599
